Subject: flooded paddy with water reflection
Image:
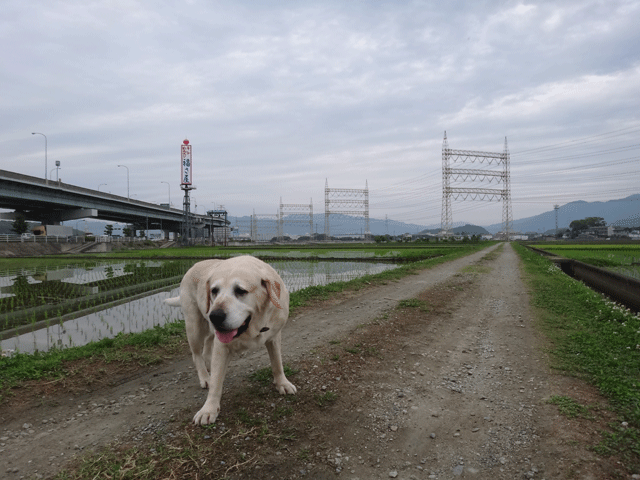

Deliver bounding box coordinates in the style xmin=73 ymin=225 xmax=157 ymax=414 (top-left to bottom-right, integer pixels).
xmin=1 ymin=258 xmax=398 ymax=355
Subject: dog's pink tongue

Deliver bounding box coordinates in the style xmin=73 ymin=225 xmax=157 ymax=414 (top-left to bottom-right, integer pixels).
xmin=215 ymin=329 xmax=238 ymax=344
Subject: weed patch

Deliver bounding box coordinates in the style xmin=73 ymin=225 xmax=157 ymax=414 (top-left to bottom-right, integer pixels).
xmin=397 ymin=298 xmax=431 ymax=312
xmin=315 ymin=391 xmax=338 ymax=407
xmin=547 ymin=395 xmax=594 ymax=419
xmin=460 ymin=264 xmax=492 ymax=274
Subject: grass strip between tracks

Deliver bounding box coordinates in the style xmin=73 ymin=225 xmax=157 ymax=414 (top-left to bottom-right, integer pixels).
xmin=513 ymin=243 xmax=640 ymax=467
xmin=0 ymin=242 xmax=490 ymax=403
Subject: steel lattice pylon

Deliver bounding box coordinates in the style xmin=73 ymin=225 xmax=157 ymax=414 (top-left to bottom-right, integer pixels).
xmin=324 ymin=179 xmax=370 ymax=240
xmin=233 ymin=217 xmax=252 ymax=240
xmin=251 ymin=210 xmax=279 ymax=242
xmin=441 ymin=132 xmax=513 ymax=239
xmin=279 ymin=197 xmax=313 ymax=240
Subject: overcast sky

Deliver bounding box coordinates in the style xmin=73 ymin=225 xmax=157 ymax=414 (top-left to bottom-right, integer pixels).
xmin=2 ymin=0 xmax=639 ymax=229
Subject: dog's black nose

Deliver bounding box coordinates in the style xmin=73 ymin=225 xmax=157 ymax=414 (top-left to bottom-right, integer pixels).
xmin=209 ymin=309 xmax=226 ymax=328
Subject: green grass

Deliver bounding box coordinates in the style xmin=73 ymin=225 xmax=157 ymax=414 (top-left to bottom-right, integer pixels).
xmin=460 ymin=264 xmax=492 ymax=274
xmin=0 ymin=320 xmax=185 ymax=402
xmin=547 ymin=395 xmax=595 ymax=419
xmin=344 ymin=344 xmax=361 ymax=354
xmin=84 ymin=242 xmax=493 ymax=261
xmin=248 ymin=365 xmax=299 ymax=386
xmin=514 ymin=243 xmax=640 ymax=467
xmin=397 ymin=298 xmax=431 ymax=312
xmin=531 ymin=243 xmax=640 ymax=268
xmin=315 ymin=391 xmax=338 ymax=407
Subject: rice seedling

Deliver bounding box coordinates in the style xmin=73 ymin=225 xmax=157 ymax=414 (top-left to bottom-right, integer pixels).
xmin=1 ymin=243 xmax=490 ymax=356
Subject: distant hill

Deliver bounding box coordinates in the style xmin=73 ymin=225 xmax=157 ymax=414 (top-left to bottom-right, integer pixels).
xmin=229 ymin=213 xmax=429 ymax=237
xmin=485 ymin=194 xmax=640 ymax=233
xmin=227 ymin=214 xmax=489 ymax=238
xmin=419 ymin=224 xmax=490 ymax=236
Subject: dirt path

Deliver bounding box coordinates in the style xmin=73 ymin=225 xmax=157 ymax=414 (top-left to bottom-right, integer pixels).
xmin=0 ymin=244 xmax=618 ymax=479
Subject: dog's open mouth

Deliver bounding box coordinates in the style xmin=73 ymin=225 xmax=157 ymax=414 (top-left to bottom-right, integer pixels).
xmin=215 ymin=315 xmax=251 ymax=344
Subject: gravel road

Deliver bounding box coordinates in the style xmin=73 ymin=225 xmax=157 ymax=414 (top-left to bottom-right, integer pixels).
xmin=0 ymin=243 xmax=619 ymax=479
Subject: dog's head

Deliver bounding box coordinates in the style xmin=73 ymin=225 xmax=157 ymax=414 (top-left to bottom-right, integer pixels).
xmin=199 ymin=257 xmax=285 ymax=344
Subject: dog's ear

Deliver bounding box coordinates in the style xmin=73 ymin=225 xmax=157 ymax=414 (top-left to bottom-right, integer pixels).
xmin=261 ymin=278 xmax=282 ymax=309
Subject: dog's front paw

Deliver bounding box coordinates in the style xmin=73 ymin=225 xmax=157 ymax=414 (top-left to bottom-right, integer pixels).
xmin=275 ymin=379 xmax=297 ymax=395
xmin=193 ymin=404 xmax=220 ymax=426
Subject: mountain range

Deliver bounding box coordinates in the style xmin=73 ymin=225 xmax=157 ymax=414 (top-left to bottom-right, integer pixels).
xmin=485 ymin=194 xmax=640 ymax=234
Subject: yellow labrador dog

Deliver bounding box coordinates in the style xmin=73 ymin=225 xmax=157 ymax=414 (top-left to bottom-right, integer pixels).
xmin=165 ymin=255 xmax=296 ymax=425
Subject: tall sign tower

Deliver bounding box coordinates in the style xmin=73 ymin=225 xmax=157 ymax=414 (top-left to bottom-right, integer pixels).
xmin=180 ymin=139 xmax=196 ymax=245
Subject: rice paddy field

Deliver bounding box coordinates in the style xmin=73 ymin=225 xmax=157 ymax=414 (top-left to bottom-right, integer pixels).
xmin=530 ymin=243 xmax=640 ymax=280
xmin=0 ymin=242 xmax=490 ymax=355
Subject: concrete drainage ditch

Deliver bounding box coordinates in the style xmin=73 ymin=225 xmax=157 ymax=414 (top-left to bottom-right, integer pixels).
xmin=526 ymin=245 xmax=640 ymax=312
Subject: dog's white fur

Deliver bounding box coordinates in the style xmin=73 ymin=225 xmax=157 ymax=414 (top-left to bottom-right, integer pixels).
xmin=165 ymin=255 xmax=296 ymax=425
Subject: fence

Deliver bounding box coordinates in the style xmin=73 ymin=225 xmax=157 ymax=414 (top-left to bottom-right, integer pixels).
xmin=0 ymin=235 xmax=158 ymax=244
xmin=0 ymin=234 xmax=80 ymax=243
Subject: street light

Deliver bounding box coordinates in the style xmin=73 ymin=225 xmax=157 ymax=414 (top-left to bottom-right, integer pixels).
xmin=31 ymin=132 xmax=47 ymax=184
xmin=161 ymin=181 xmax=171 ymax=206
xmin=98 ymin=183 xmax=107 ymax=191
xmin=117 ymin=165 xmax=129 ymax=200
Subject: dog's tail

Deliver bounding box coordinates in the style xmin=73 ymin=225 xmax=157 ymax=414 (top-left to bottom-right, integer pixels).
xmin=165 ymin=296 xmax=181 ymax=307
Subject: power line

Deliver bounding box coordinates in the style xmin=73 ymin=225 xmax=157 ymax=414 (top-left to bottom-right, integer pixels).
xmin=365 ymin=124 xmax=640 ymax=226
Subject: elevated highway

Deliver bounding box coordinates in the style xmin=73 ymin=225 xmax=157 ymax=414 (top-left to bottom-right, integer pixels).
xmin=0 ymin=169 xmax=227 ymax=236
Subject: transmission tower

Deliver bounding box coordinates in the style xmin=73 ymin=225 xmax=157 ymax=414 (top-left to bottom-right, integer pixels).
xmin=324 ymin=179 xmax=370 ymax=240
xmin=233 ymin=217 xmax=252 ymax=240
xmin=554 ymin=204 xmax=560 ymax=237
xmin=252 ymin=210 xmax=279 ymax=242
xmin=441 ymin=132 xmax=513 ymax=239
xmin=279 ymin=197 xmax=313 ymax=240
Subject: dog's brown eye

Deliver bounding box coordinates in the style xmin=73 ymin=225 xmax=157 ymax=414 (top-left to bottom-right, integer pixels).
xmin=234 ymin=286 xmax=247 ymax=296
xmin=211 ymin=287 xmax=219 ymax=297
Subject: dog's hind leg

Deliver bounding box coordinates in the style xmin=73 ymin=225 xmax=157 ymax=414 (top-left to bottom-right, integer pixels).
xmin=265 ymin=331 xmax=297 ymax=395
